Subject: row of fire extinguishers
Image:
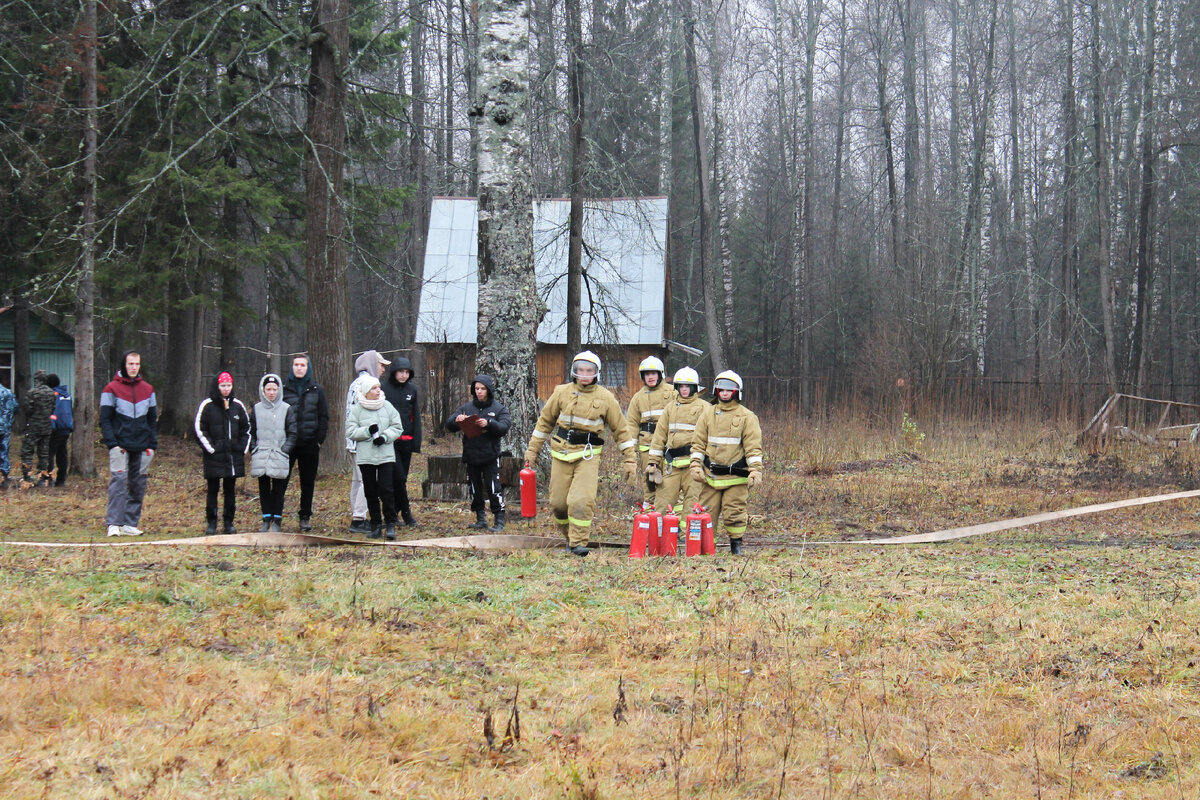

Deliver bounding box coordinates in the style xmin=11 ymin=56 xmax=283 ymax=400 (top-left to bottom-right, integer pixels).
xmin=520 ymin=464 xmax=716 ymax=555
xmin=629 ymin=504 xmax=715 ymax=557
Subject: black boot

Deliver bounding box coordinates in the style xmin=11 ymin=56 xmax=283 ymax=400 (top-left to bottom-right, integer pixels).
xmin=468 ymin=509 xmax=489 ymax=529
xmin=269 ymin=518 xmax=283 ymax=533
xmin=259 ymin=518 xmax=272 ymax=533
xmin=298 ymin=516 xmax=312 ymax=532
xmin=729 ymin=538 xmax=743 ymax=555
xmin=349 ymin=519 xmax=371 ymax=534
xmin=223 ymin=521 xmax=237 ymax=534
xmin=384 ymin=523 xmax=397 ymax=541
xmin=489 ymin=511 xmax=506 ymax=532
xmin=570 ymin=545 xmax=590 ymax=557
xmin=368 ymin=523 xmax=384 ymax=539
xmin=205 ymin=520 xmax=218 ymax=536
xmin=401 ymin=513 xmax=417 ymax=527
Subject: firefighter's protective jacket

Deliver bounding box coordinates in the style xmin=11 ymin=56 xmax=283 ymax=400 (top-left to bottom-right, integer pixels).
xmin=648 ymin=391 xmax=706 ymax=470
xmin=690 ymin=399 xmax=763 ymax=487
xmin=529 ymin=381 xmax=637 ymax=463
xmin=625 ymin=382 xmax=672 ymax=453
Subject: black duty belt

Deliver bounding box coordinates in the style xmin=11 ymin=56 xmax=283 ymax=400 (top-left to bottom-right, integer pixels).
xmin=704 ymin=455 xmax=749 ymax=477
xmin=555 ymin=427 xmax=605 ymax=446
xmin=666 ymin=444 xmax=692 ymax=460
xmin=639 ymin=421 xmax=656 ymax=433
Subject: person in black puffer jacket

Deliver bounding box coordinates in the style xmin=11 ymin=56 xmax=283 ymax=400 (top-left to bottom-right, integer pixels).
xmin=282 ymin=354 xmax=328 ymax=531
xmin=381 ymin=357 xmax=422 ymax=526
xmin=194 ymin=371 xmax=251 ymax=535
xmin=445 ymin=374 xmax=511 ymax=531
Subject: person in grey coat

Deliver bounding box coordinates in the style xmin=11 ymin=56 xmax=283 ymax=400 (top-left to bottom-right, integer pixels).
xmin=346 ymin=376 xmax=403 ymax=540
xmin=250 ymin=374 xmax=297 ymax=532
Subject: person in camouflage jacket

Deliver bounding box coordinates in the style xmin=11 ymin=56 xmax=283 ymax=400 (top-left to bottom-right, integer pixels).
xmin=19 ymin=369 xmax=56 ymax=486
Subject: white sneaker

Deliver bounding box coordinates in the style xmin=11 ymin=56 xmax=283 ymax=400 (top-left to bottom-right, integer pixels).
xmin=120 ymin=525 xmax=144 ymax=536
xmin=107 ymin=525 xmax=122 ymax=537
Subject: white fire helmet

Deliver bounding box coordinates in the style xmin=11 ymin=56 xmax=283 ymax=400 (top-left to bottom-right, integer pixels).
xmin=672 ymin=366 xmax=700 ymax=396
xmin=712 ymin=370 xmax=744 ymax=401
xmin=638 ymin=355 xmax=665 ymax=376
xmin=570 ymin=350 xmax=602 ymax=382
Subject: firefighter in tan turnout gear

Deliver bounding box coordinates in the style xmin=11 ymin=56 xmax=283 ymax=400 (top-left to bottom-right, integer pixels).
xmin=625 ymin=355 xmax=672 ymax=507
xmin=524 ymin=351 xmax=639 ymax=556
xmin=690 ymin=370 xmax=763 ymax=555
xmin=646 ymin=366 xmax=706 ymax=513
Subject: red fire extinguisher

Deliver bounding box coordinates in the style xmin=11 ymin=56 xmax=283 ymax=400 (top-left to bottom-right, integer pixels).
xmin=520 ymin=463 xmax=538 ymax=518
xmin=629 ymin=505 xmax=651 ymax=558
xmin=685 ymin=504 xmax=710 ymax=557
xmin=701 ymin=509 xmax=716 ymax=555
xmin=647 ymin=506 xmax=662 ymax=556
xmin=661 ymin=506 xmax=679 ymax=556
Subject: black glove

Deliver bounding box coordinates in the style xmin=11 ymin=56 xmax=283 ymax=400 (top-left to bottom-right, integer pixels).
xmin=368 ymin=423 xmax=380 ymax=435
xmin=372 ymin=434 xmax=386 ymax=446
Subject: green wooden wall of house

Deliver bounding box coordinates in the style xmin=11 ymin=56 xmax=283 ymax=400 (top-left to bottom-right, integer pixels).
xmin=0 ymin=308 xmax=75 ymax=392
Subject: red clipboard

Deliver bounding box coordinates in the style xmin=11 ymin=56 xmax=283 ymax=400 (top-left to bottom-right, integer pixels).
xmin=460 ymin=414 xmax=488 ymax=438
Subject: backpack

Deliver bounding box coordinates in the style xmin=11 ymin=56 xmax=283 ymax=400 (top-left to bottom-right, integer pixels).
xmin=52 ymin=388 xmax=74 ymax=432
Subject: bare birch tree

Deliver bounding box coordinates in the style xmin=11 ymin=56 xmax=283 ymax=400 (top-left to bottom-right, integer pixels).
xmin=473 ymin=0 xmax=544 ymax=448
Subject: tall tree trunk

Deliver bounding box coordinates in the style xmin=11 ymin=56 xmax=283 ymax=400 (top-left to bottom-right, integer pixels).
xmin=684 ymin=0 xmax=726 ymax=372
xmin=899 ymin=0 xmax=920 ymax=275
xmin=406 ymin=0 xmax=430 ymax=346
xmin=73 ymin=0 xmax=98 ymax=477
xmin=710 ymin=0 xmax=736 ymax=357
xmin=565 ymin=0 xmax=585 ymax=357
xmin=1009 ymin=0 xmax=1040 ymax=383
xmin=1089 ymin=0 xmax=1118 ymax=392
xmin=799 ymin=0 xmax=822 ymax=400
xmin=304 ymin=0 xmax=353 ymax=474
xmin=1058 ymin=0 xmax=1078 ymax=383
xmin=474 ymin=0 xmax=544 ymax=451
xmin=461 ymin=0 xmax=480 ymax=195
xmin=1131 ymin=0 xmax=1157 ymax=392
xmin=831 ymin=0 xmax=848 ymax=295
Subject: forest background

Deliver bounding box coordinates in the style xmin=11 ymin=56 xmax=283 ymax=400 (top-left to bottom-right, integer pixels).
xmin=3 ymin=0 xmax=1198 ymax=473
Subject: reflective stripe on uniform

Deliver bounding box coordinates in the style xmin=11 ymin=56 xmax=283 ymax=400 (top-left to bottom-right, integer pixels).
xmin=747 ymin=455 xmax=763 ymax=466
xmin=706 ymin=475 xmax=749 ymax=488
xmin=551 ymin=447 xmax=602 ymax=462
xmin=708 ymin=436 xmax=742 ymax=446
xmin=669 ymin=456 xmax=692 ymax=467
xmin=532 ymin=429 xmax=549 ymax=439
xmin=726 ymin=524 xmax=747 ymax=535
xmin=567 ymin=516 xmax=592 ymax=528
xmin=640 ymin=409 xmax=664 ymax=420
xmin=648 ymin=448 xmax=663 ymax=457
xmin=669 ymin=422 xmax=696 ymax=432
xmin=619 ymin=439 xmax=636 ymax=451
xmin=558 ymin=414 xmax=601 ymax=428
xmin=691 ymin=452 xmax=704 ymax=461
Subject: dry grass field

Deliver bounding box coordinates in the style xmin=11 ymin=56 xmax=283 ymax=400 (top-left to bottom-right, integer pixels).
xmin=0 ymin=414 xmax=1198 ymax=798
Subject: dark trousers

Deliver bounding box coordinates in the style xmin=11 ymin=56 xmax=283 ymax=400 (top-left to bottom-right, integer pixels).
xmin=50 ymin=431 xmax=70 ymax=484
xmin=467 ymin=458 xmax=505 ymax=514
xmin=392 ymin=442 xmax=414 ymax=520
xmin=288 ymin=442 xmax=320 ymax=519
xmin=206 ymin=476 xmax=237 ymax=523
xmin=258 ymin=476 xmax=288 ymax=518
xmin=358 ymin=463 xmax=396 ymax=526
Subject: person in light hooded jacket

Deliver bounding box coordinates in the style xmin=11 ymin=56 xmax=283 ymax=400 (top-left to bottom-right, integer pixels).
xmin=250 ymin=373 xmax=297 ymax=532
xmin=344 ymin=349 xmax=389 ymax=533
xmin=346 ymin=376 xmax=403 ymax=540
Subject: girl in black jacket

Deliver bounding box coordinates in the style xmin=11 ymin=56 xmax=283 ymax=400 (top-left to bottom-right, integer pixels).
xmin=194 ymin=372 xmax=251 ymax=534
xmin=382 ymin=358 xmax=422 ymax=526
xmin=445 ymin=374 xmax=511 ymax=531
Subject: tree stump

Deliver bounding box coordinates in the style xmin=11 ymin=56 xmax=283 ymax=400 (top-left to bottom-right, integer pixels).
xmin=422 ymin=455 xmax=522 ymax=504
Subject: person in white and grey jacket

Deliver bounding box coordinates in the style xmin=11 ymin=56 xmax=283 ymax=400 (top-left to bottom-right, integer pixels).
xmin=344 ymin=349 xmax=389 ymax=533
xmin=346 ymin=376 xmax=403 ymax=540
xmin=250 ymin=374 xmax=297 ymax=532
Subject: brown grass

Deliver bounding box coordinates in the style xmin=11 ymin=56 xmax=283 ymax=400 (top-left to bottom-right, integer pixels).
xmin=0 ymin=416 xmax=1197 ymax=797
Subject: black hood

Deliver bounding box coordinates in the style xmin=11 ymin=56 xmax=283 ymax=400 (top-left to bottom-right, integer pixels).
xmin=117 ymin=349 xmax=142 ymax=380
xmin=287 ymin=359 xmax=315 ymax=394
xmin=471 ymin=374 xmax=495 ymax=407
xmin=389 ymin=357 xmax=414 ymax=385
xmin=207 ymin=373 xmax=236 ymax=405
